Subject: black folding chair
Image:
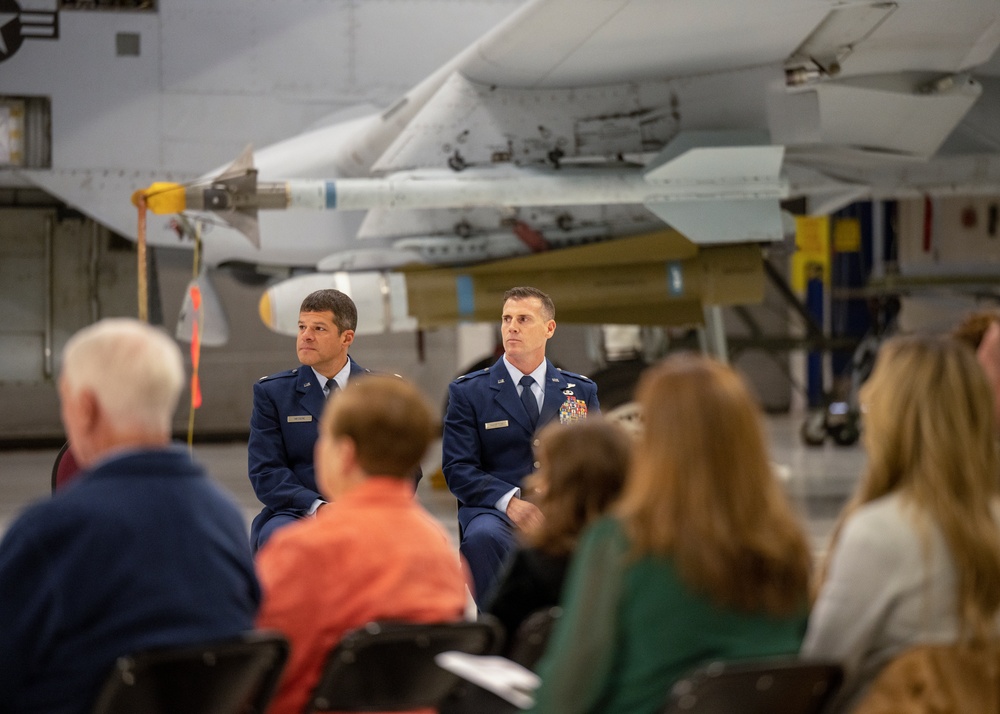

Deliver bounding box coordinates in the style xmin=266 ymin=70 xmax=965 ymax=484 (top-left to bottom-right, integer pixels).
xmin=91 ymin=630 xmax=289 ymax=714
xmin=662 ymin=657 xmax=843 ymax=714
xmin=307 ymin=618 xmax=504 ymax=712
xmin=504 ymin=606 xmax=561 ymax=670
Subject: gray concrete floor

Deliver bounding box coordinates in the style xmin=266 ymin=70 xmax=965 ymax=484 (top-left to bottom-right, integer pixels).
xmin=0 ymin=414 xmax=864 ymax=555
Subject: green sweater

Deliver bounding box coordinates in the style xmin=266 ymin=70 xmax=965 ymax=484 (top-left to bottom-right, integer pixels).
xmin=529 ymin=516 xmax=808 ymax=714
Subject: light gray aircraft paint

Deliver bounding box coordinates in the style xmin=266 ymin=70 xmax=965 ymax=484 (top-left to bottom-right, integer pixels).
xmin=4 ymin=0 xmax=1000 ymax=341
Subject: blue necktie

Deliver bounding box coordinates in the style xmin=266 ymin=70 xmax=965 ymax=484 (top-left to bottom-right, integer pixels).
xmin=519 ymin=375 xmax=539 ymax=428
xmin=325 ymin=380 xmax=339 ymax=399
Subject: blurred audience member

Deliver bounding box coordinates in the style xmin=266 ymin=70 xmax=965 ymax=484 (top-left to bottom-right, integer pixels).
xmin=529 ymin=354 xmax=812 ymax=714
xmin=484 ymin=419 xmax=630 ymax=641
xmin=952 ymin=308 xmax=1000 ymax=428
xmin=0 ymin=318 xmax=260 ymax=714
xmin=256 ymin=375 xmax=467 ymax=714
xmin=802 ymin=335 xmax=1000 ymax=712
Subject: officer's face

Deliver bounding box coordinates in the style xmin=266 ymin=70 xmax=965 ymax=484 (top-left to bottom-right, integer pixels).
xmin=501 ymin=298 xmax=555 ymax=366
xmin=296 ymin=310 xmax=354 ymax=377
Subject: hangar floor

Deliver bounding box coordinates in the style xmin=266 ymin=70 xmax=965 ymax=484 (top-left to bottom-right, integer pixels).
xmin=0 ymin=414 xmax=864 ymax=555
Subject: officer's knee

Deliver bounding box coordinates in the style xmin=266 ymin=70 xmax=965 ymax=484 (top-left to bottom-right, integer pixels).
xmin=462 ymin=516 xmax=512 ymax=555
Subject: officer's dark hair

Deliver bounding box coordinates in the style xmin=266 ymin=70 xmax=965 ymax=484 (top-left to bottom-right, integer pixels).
xmin=503 ymin=286 xmax=555 ymax=320
xmin=300 ymin=289 xmax=358 ymax=333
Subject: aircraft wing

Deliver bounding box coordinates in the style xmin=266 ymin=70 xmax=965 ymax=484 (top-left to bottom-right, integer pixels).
xmin=371 ymin=0 xmax=1000 ymax=180
xmin=180 ymin=0 xmax=1000 ymax=261
xmin=139 ymin=0 xmax=1000 ymax=334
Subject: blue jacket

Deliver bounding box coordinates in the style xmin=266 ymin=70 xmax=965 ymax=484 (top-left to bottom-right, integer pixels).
xmin=0 ymin=447 xmax=260 ymax=714
xmin=248 ymin=356 xmax=369 ymax=544
xmin=442 ymin=357 xmax=599 ymax=532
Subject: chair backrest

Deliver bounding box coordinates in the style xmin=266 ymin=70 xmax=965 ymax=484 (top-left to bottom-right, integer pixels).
xmin=90 ymin=630 xmax=289 ymax=714
xmin=52 ymin=440 xmax=82 ymax=493
xmin=307 ymin=618 xmax=504 ymax=712
xmin=505 ymin=607 xmax=561 ymax=670
xmin=662 ymin=658 xmax=843 ymax=714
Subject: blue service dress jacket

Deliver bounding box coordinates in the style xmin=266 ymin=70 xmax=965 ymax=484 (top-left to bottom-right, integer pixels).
xmin=442 ymin=357 xmax=599 ymax=533
xmin=248 ymin=356 xmax=369 ymax=547
xmin=0 ymin=447 xmax=260 ymax=714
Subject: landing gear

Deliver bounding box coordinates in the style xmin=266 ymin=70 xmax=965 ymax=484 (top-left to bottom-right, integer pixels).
xmin=800 ymin=402 xmax=861 ymax=447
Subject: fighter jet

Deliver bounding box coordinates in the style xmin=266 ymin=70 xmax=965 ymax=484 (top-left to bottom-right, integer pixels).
xmin=7 ymin=0 xmax=1000 ymax=343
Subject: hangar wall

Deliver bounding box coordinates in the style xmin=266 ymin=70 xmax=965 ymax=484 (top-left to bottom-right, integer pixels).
xmin=0 ymin=205 xmax=794 ymax=443
xmin=895 ymin=196 xmax=1000 ymax=333
xmin=0 ymin=209 xmax=601 ymax=444
xmin=0 ymin=208 xmax=138 ymax=441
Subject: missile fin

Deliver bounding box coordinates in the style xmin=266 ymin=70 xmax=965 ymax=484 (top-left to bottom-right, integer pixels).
xmin=645 ymin=198 xmax=783 ymax=245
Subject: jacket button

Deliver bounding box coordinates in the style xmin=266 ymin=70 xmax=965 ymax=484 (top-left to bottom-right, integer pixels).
xmin=533 ymin=461 xmax=541 ymax=469
xmin=533 ymin=439 xmax=540 ymax=447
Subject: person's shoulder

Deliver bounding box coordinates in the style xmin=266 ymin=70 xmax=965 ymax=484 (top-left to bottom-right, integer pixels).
xmin=4 ymin=489 xmax=92 ymax=547
xmin=555 ymin=367 xmax=595 ymax=385
xmin=851 ymin=493 xmax=906 ymax=524
xmin=256 ymin=367 xmax=300 ymax=384
xmin=576 ymin=515 xmax=629 ymax=561
xmin=452 ymin=367 xmax=492 ymax=386
xmin=348 ymin=357 xmax=373 ymax=376
xmin=5 ymin=498 xmax=58 ymax=536
xmin=587 ymin=514 xmax=623 ymax=537
xmin=841 ymin=494 xmax=913 ymax=550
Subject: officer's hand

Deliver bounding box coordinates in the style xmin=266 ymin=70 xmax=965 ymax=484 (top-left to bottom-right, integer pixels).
xmin=506 ymin=497 xmax=544 ymax=533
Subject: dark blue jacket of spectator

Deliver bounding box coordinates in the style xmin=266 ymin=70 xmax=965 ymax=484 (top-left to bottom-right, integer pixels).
xmin=0 ymin=447 xmax=260 ymax=714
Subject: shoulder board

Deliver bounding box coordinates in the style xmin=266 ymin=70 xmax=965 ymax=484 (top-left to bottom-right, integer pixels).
xmin=258 ymin=368 xmax=298 ymax=383
xmin=557 ymin=368 xmax=594 ymax=383
xmin=455 ymin=367 xmax=491 ymax=383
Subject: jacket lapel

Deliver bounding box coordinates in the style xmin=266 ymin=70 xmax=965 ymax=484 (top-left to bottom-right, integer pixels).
xmin=490 ymin=358 xmax=534 ymax=432
xmin=296 ymin=366 xmax=326 ymax=421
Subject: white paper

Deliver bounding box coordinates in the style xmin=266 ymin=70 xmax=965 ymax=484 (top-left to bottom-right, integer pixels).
xmin=435 ymin=651 xmax=541 ymax=709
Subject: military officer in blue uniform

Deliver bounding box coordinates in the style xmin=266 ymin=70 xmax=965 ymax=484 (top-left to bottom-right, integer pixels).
xmin=248 ymin=289 xmax=369 ymax=552
xmin=443 ymin=286 xmax=599 ymax=605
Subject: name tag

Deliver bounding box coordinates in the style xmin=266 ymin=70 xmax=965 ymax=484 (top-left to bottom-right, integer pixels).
xmin=287 ymin=415 xmax=313 ymax=423
xmin=485 ymin=420 xmax=509 ymax=430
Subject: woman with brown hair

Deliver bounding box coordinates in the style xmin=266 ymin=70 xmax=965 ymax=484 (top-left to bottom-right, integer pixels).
xmin=484 ymin=418 xmax=631 ymax=640
xmin=529 ymin=353 xmax=812 ymax=714
xmin=802 ymin=335 xmax=1000 ymax=712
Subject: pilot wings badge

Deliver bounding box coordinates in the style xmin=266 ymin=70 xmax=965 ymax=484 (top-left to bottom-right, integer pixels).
xmin=558 ymin=395 xmax=588 ymax=424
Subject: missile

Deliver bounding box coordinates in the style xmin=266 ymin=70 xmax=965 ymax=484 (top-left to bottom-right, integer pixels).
xmin=134 ymin=133 xmax=789 ymax=246
xmin=257 ymin=230 xmax=764 ymax=336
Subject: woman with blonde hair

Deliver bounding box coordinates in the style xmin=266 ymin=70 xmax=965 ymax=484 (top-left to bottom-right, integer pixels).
xmin=802 ymin=335 xmax=1000 ymax=712
xmin=529 ymin=353 xmax=812 ymax=714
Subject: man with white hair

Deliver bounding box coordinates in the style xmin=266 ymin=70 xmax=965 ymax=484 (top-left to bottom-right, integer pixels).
xmin=0 ymin=318 xmax=260 ymax=714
